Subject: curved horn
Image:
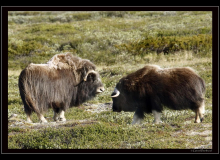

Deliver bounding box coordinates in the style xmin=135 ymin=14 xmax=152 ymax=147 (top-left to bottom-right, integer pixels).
xmin=84 ymin=70 xmax=98 ymax=81
xmin=111 ymin=88 xmax=120 ymax=97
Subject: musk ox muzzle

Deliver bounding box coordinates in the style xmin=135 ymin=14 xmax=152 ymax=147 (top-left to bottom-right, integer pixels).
xmin=97 ymin=86 xmax=105 ymax=93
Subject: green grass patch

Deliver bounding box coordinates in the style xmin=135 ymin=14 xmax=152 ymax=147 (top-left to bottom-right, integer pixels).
xmin=8 ymin=11 xmax=212 ymax=149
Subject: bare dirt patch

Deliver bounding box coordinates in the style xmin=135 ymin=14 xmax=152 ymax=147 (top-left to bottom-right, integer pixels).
xmin=82 ymin=102 xmax=112 ymax=113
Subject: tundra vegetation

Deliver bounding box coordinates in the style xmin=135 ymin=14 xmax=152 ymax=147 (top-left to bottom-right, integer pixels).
xmin=8 ymin=11 xmax=212 ymax=149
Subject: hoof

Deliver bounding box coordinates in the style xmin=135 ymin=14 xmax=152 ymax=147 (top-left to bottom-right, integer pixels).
xmin=26 ymin=116 xmax=32 ymax=123
xmin=194 ymin=120 xmax=200 ymax=123
xmin=26 ymin=120 xmax=33 ymax=123
xmin=40 ymin=119 xmax=48 ymax=123
xmin=54 ymin=117 xmax=59 ymax=122
xmin=200 ymin=117 xmax=204 ymax=122
xmin=59 ymin=118 xmax=66 ymax=122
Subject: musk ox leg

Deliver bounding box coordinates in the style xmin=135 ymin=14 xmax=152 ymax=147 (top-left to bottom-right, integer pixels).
xmin=59 ymin=110 xmax=66 ymax=122
xmin=152 ymin=110 xmax=162 ymax=124
xmin=53 ymin=111 xmax=59 ymax=122
xmin=132 ymin=108 xmax=144 ymax=125
xmin=53 ymin=108 xmax=60 ymax=122
xmin=151 ymin=96 xmax=163 ymax=124
xmin=53 ymin=109 xmax=66 ymax=122
xmin=24 ymin=106 xmax=33 ymax=123
xmin=199 ymin=101 xmax=205 ymax=122
xmin=194 ymin=110 xmax=200 ymax=123
xmin=26 ymin=114 xmax=32 ymax=123
xmin=37 ymin=113 xmax=48 ymax=123
xmin=195 ymin=101 xmax=205 ymax=123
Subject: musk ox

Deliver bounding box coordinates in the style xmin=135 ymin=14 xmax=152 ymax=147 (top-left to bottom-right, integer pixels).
xmin=111 ymin=65 xmax=205 ymax=124
xmin=18 ymin=53 xmax=104 ymax=123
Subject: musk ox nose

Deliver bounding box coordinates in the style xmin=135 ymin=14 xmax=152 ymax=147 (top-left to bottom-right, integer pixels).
xmin=96 ymin=86 xmax=105 ymax=93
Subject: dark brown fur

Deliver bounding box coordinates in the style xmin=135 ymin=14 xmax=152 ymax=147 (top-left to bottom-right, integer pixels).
xmin=111 ymin=65 xmax=206 ymax=123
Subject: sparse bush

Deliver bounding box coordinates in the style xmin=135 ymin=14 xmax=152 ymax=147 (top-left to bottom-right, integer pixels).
xmin=116 ymin=33 xmax=212 ymax=59
xmin=99 ymin=11 xmax=129 ymax=18
xmin=8 ymin=11 xmax=212 ymax=149
xmin=8 ymin=11 xmax=212 ymax=66
xmin=71 ymin=12 xmax=92 ymax=21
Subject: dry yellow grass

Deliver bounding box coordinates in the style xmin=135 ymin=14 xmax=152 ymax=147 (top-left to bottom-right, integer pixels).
xmin=8 ymin=69 xmax=22 ymax=76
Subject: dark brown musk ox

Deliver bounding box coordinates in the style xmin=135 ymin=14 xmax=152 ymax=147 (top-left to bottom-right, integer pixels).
xmin=111 ymin=65 xmax=206 ymax=124
xmin=18 ymin=53 xmax=104 ymax=123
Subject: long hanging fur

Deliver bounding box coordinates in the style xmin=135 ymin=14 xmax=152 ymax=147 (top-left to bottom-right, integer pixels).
xmin=18 ymin=53 xmax=103 ymax=115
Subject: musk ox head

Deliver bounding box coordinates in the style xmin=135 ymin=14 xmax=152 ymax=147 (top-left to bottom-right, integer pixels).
xmin=74 ymin=68 xmax=105 ymax=106
xmin=111 ymin=83 xmax=136 ymax=112
xmin=111 ymin=65 xmax=163 ymax=112
xmin=79 ymin=69 xmax=105 ymax=94
xmin=111 ymin=87 xmax=123 ymax=112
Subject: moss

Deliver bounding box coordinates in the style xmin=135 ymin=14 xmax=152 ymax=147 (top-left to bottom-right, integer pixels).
xmin=8 ymin=11 xmax=212 ymax=149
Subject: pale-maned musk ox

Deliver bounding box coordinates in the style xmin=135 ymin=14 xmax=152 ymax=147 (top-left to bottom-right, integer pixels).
xmin=18 ymin=53 xmax=104 ymax=123
xmin=111 ymin=65 xmax=205 ymax=124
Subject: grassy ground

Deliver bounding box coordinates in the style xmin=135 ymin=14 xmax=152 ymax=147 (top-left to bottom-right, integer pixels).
xmin=8 ymin=11 xmax=212 ymax=150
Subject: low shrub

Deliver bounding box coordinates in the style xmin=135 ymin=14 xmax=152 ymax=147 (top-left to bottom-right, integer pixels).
xmin=116 ymin=34 xmax=212 ymax=60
